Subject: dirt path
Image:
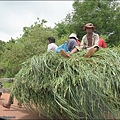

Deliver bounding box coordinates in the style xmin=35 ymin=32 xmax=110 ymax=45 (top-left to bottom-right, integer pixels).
xmin=0 ymin=93 xmax=118 ymax=120
xmin=0 ymin=93 xmax=41 ymax=120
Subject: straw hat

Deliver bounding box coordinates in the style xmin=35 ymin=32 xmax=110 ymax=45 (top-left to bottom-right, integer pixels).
xmin=69 ymin=33 xmax=78 ymax=39
xmin=82 ymin=23 xmax=96 ymax=31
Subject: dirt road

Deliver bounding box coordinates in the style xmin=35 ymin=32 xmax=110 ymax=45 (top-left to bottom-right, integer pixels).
xmin=0 ymin=93 xmax=41 ymax=120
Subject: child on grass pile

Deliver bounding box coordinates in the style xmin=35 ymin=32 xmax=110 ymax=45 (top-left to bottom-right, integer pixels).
xmin=47 ymin=37 xmax=58 ymax=52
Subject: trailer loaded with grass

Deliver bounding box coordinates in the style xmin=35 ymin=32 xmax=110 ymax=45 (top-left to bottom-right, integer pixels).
xmin=11 ymin=48 xmax=120 ymax=119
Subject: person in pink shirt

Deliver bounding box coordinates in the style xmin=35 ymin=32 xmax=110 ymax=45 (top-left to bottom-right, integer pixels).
xmin=94 ymin=30 xmax=107 ymax=48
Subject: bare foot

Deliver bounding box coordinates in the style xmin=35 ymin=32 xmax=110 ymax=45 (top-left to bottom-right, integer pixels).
xmin=60 ymin=50 xmax=70 ymax=58
xmin=2 ymin=103 xmax=11 ymax=109
xmin=84 ymin=48 xmax=96 ymax=58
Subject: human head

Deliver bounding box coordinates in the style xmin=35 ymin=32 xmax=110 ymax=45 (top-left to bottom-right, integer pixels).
xmin=48 ymin=37 xmax=55 ymax=43
xmin=69 ymin=33 xmax=78 ymax=40
xmin=82 ymin=23 xmax=96 ymax=31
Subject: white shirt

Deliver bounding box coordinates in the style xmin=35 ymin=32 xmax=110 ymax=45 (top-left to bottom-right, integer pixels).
xmin=80 ymin=32 xmax=99 ymax=49
xmin=47 ymin=43 xmax=58 ymax=52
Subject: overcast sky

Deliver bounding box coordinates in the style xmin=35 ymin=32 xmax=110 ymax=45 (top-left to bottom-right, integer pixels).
xmin=0 ymin=1 xmax=74 ymax=42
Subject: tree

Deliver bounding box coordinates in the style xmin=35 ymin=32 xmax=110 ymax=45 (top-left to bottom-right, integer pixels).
xmin=55 ymin=0 xmax=120 ymax=46
xmin=0 ymin=18 xmax=58 ymax=77
xmin=0 ymin=40 xmax=5 ymax=56
xmin=55 ymin=21 xmax=69 ymax=38
xmin=71 ymin=0 xmax=120 ymax=46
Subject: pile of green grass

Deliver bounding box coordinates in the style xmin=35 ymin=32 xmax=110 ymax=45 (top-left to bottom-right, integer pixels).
xmin=11 ymin=48 xmax=120 ymax=119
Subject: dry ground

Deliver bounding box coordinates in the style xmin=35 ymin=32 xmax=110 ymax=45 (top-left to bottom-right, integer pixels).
xmin=0 ymin=93 xmax=41 ymax=120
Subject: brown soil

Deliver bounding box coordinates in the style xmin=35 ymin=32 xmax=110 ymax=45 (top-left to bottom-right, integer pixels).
xmin=0 ymin=93 xmax=42 ymax=120
xmin=0 ymin=93 xmax=118 ymax=120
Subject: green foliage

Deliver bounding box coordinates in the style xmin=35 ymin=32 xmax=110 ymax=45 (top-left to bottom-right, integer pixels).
xmin=55 ymin=22 xmax=68 ymax=38
xmin=2 ymin=81 xmax=13 ymax=89
xmin=11 ymin=48 xmax=120 ymax=119
xmin=55 ymin=0 xmax=120 ymax=46
xmin=0 ymin=40 xmax=6 ymax=77
xmin=0 ymin=18 xmax=58 ymax=78
xmin=0 ymin=40 xmax=5 ymax=55
xmin=1 ymin=0 xmax=120 ymax=78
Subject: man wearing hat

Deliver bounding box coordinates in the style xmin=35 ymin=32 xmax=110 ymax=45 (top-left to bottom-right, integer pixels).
xmin=80 ymin=23 xmax=99 ymax=57
xmin=60 ymin=23 xmax=99 ymax=58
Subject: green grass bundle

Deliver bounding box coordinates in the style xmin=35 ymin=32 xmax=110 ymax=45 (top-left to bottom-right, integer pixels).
xmin=11 ymin=48 xmax=120 ymax=119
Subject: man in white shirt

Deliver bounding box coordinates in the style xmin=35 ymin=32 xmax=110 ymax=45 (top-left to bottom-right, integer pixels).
xmin=47 ymin=37 xmax=58 ymax=52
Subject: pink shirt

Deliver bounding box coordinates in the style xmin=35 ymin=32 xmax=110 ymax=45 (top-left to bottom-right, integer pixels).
xmin=98 ymin=38 xmax=107 ymax=48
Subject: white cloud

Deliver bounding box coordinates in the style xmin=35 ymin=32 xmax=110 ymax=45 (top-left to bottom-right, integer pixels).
xmin=0 ymin=31 xmax=22 ymax=41
xmin=0 ymin=1 xmax=74 ymax=42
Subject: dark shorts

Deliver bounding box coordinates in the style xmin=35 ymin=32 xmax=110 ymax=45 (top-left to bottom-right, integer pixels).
xmin=67 ymin=38 xmax=78 ymax=52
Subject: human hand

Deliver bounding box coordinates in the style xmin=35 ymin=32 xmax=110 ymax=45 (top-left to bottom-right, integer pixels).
xmin=82 ymin=46 xmax=88 ymax=49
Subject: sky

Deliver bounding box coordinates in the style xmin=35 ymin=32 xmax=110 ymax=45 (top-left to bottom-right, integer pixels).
xmin=0 ymin=1 xmax=74 ymax=42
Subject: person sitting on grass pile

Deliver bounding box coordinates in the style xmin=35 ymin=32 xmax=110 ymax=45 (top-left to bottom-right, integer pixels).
xmin=47 ymin=37 xmax=58 ymax=52
xmin=56 ymin=33 xmax=80 ymax=54
xmin=60 ymin=23 xmax=99 ymax=58
xmin=94 ymin=30 xmax=107 ymax=48
xmin=60 ymin=33 xmax=79 ymax=58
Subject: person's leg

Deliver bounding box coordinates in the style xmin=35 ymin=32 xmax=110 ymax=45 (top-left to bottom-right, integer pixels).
xmin=8 ymin=94 xmax=14 ymax=104
xmin=60 ymin=50 xmax=70 ymax=58
xmin=0 ymin=82 xmax=3 ymax=97
xmin=60 ymin=38 xmax=79 ymax=58
xmin=0 ymin=92 xmax=2 ymax=97
xmin=60 ymin=47 xmax=78 ymax=58
xmin=67 ymin=39 xmax=78 ymax=52
xmin=70 ymin=47 xmax=78 ymax=54
xmin=84 ymin=47 xmax=99 ymax=58
xmin=2 ymin=94 xmax=14 ymax=109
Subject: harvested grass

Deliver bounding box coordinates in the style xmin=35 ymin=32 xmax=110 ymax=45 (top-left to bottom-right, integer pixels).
xmin=11 ymin=48 xmax=120 ymax=119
